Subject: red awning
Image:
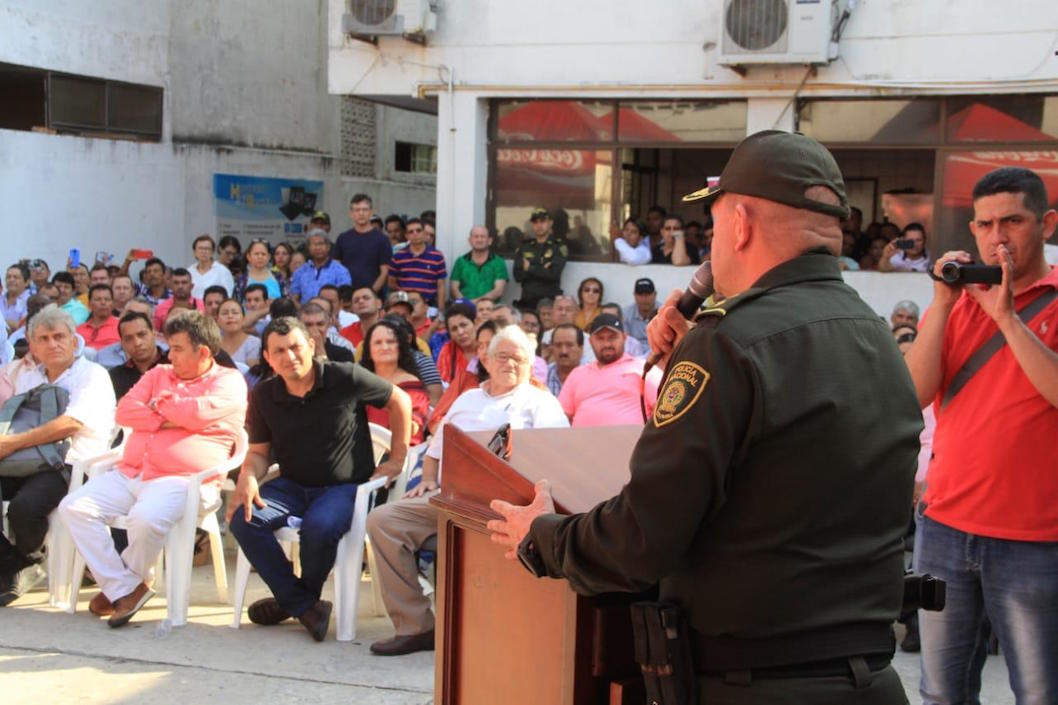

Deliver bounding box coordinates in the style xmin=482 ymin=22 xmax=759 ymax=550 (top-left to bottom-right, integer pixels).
xmin=609 ymin=108 xmax=680 ymax=142
xmin=497 ymin=100 xmax=605 ymax=142
xmin=947 ymin=104 xmax=1054 ymax=143
xmin=942 ymin=150 xmax=1058 ymax=207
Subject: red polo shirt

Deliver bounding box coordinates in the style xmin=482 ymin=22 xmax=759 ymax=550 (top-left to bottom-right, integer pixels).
xmin=77 ymin=316 xmax=121 ymax=350
xmin=923 ymin=266 xmax=1058 ymax=541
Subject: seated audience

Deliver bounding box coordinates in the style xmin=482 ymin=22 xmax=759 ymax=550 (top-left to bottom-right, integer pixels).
xmin=367 ymin=325 xmax=568 ymax=655
xmin=218 ymin=299 xmax=261 ymax=368
xmin=622 ymin=278 xmax=656 ymax=349
xmin=339 ymin=287 xmax=380 ymax=347
xmin=202 ymin=285 xmax=228 ymax=322
xmin=52 ymin=271 xmax=90 ymax=325
xmin=317 ymin=285 xmax=355 ymax=329
xmin=272 ymin=242 xmax=296 ymax=288
xmin=89 ymin=264 xmax=111 ymax=288
xmin=59 ymin=311 xmax=245 ymax=626
xmin=95 ymin=298 xmax=157 ymax=368
xmin=289 ymin=249 xmax=307 ymax=275
xmin=189 ymin=234 xmax=235 ymax=298
xmin=558 ymin=314 xmax=661 ymax=427
xmin=536 ymin=297 xmax=554 ymax=335
xmin=217 ymin=236 xmax=242 ymax=273
xmin=108 ymin=312 xmax=167 ymax=400
xmin=242 ymin=284 xmax=271 ymax=337
xmin=573 ymin=277 xmax=603 ymax=331
xmin=406 ymin=291 xmax=437 ymax=341
xmin=288 ymin=230 xmax=351 ymax=303
xmin=304 ymin=296 xmax=355 ymax=354
xmin=361 ymin=320 xmax=430 ymax=445
xmin=427 ymin=321 xmax=495 ymax=436
xmin=546 ymin=323 xmax=583 ymax=396
xmin=110 ymin=275 xmax=135 ymax=314
xmin=890 ymin=299 xmax=921 ymax=329
xmin=3 ymin=263 xmax=31 ymax=333
xmin=226 ymin=317 xmax=411 ymax=641
xmin=388 ymin=217 xmax=447 ymax=309
xmin=235 ymin=239 xmax=283 ymax=302
xmin=651 ymin=214 xmax=696 ymax=266
xmin=70 ymin=263 xmax=91 ymax=305
xmin=540 ymin=294 xmax=577 ymax=359
xmin=77 ymin=284 xmax=120 ymax=351
xmin=473 ymin=298 xmax=495 ymax=327
xmin=153 ymin=268 xmax=204 ymax=331
xmin=0 ymin=306 xmax=115 ymax=605
xmin=435 ymin=303 xmax=478 ymax=385
xmin=613 ymin=218 xmax=652 ymax=265
xmin=298 ymin=302 xmax=354 ymax=363
xmin=491 ymin=306 xmax=547 ymax=381
xmin=599 ymin=302 xmax=647 ymax=358
xmin=859 ymin=235 xmax=889 ymax=271
xmin=125 ymin=257 xmax=170 ymax=305
xmin=879 ymin=222 xmax=930 ymax=273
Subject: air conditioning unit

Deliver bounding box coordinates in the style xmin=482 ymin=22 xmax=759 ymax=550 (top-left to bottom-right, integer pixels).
xmin=717 ymin=0 xmax=839 ymax=66
xmin=342 ymin=0 xmax=436 ymax=38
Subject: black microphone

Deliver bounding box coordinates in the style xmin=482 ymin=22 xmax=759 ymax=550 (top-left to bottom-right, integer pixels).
xmin=644 ymin=261 xmax=714 ymax=372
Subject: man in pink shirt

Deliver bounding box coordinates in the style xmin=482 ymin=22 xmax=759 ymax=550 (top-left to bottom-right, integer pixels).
xmin=76 ymin=284 xmax=121 ymax=351
xmin=60 ymin=310 xmax=247 ymax=628
xmin=558 ymin=314 xmax=661 ymax=427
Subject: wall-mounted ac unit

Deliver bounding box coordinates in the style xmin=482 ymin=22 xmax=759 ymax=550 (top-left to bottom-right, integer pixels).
xmin=717 ymin=0 xmax=838 ymax=66
xmin=342 ymin=0 xmax=436 ymax=38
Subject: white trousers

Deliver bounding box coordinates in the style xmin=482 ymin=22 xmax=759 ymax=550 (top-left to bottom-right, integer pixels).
xmin=58 ymin=470 xmax=219 ymax=601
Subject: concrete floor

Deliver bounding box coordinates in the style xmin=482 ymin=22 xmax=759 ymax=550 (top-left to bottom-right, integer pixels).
xmin=0 ymin=557 xmax=1016 ymax=705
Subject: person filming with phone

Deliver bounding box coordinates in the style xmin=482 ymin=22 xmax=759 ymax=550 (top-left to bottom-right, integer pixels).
xmin=878 ymin=222 xmax=930 ymax=272
xmin=903 ymin=167 xmax=1058 ymax=704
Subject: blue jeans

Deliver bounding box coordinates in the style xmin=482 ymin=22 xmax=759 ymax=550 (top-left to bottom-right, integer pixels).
xmin=914 ymin=513 xmax=1058 ymax=705
xmin=229 ymin=476 xmax=358 ymax=617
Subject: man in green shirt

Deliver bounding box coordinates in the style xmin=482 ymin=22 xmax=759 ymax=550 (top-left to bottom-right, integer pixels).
xmin=449 ymin=225 xmax=508 ymax=303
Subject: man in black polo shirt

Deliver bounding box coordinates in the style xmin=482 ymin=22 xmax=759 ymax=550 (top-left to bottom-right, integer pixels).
xmin=108 ymin=312 xmax=168 ymax=399
xmin=226 ymin=316 xmax=411 ymax=641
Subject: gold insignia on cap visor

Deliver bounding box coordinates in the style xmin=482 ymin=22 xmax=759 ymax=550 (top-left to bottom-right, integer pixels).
xmin=682 ymin=184 xmax=722 ymax=203
xmin=653 ymin=362 xmax=710 ymax=427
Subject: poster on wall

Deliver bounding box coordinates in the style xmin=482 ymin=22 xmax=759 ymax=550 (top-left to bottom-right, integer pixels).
xmin=213 ymin=173 xmax=324 ymax=241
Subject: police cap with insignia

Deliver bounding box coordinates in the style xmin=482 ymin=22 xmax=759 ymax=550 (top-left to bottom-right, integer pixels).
xmin=529 ymin=207 xmax=551 ymax=222
xmin=682 ymin=130 xmax=850 ymax=220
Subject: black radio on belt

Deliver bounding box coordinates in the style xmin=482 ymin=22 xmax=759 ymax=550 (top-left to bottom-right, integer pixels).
xmin=903 ymin=572 xmax=946 ymax=612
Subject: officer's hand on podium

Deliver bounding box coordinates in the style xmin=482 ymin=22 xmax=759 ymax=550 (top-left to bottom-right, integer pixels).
xmin=487 ymin=479 xmax=555 ymax=560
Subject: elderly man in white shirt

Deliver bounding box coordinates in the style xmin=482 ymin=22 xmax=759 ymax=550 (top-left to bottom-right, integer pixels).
xmin=366 ymin=325 xmax=568 ymax=656
xmin=0 ymin=305 xmax=115 ymax=605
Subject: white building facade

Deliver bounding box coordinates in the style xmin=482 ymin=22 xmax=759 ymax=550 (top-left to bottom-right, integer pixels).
xmin=327 ymin=0 xmax=1058 ymax=315
xmin=0 ymin=0 xmax=438 ymax=271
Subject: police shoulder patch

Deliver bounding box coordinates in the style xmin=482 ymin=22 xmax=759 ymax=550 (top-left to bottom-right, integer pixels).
xmin=653 ymin=361 xmax=710 ymax=427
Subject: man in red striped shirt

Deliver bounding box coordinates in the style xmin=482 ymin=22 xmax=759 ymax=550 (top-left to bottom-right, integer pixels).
xmin=387 ymin=218 xmax=447 ymax=310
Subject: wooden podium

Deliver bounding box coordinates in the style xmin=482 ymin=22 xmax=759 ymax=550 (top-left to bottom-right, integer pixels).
xmin=430 ymin=425 xmax=647 ymax=705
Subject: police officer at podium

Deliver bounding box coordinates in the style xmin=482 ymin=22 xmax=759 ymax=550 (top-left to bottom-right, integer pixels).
xmin=488 ymin=131 xmax=922 ymax=704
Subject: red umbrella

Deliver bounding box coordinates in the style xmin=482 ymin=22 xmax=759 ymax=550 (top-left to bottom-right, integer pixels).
xmin=497 ymin=101 xmax=604 ymax=142
xmin=947 ymin=103 xmax=1055 ymax=143
xmin=610 ymin=107 xmax=680 ymax=142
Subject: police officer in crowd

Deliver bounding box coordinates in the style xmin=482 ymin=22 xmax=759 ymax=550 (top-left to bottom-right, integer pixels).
xmin=489 ymin=131 xmax=922 ymax=704
xmin=513 ymin=208 xmax=567 ymax=311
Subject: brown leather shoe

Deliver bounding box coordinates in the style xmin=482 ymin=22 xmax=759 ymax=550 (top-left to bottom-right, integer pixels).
xmin=297 ymin=600 xmax=332 ymax=642
xmin=247 ymin=597 xmax=291 ymax=626
xmin=107 ymin=583 xmax=154 ymax=628
xmin=370 ymin=629 xmax=435 ymax=656
xmin=89 ymin=591 xmax=114 ymax=617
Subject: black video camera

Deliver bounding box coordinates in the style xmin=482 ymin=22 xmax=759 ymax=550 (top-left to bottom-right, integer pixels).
xmin=904 ymin=572 xmax=946 ymax=612
xmin=940 ymin=261 xmax=1002 ymax=285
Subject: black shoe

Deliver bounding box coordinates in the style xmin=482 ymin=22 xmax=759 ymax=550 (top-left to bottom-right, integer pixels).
xmin=370 ymin=629 xmax=436 ymax=656
xmin=247 ymin=597 xmax=291 ymax=626
xmin=0 ymin=565 xmax=44 ymax=607
xmin=297 ymin=600 xmax=333 ymax=642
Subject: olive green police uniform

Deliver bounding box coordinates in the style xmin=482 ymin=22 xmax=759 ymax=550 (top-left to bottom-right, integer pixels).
xmin=512 ymin=234 xmax=567 ymax=309
xmin=520 ymin=132 xmax=923 ymax=704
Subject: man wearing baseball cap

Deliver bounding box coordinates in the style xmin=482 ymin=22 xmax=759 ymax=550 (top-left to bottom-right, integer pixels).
xmin=489 ymin=131 xmax=921 ymax=703
xmin=513 ymin=208 xmax=567 ymax=310
xmin=556 ymin=313 xmax=661 ymax=428
xmin=623 ymin=277 xmax=657 ymax=349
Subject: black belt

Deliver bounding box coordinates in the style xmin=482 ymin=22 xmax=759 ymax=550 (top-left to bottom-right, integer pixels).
xmin=702 ymin=653 xmax=892 ymax=681
xmin=693 ymin=621 xmax=896 ymax=672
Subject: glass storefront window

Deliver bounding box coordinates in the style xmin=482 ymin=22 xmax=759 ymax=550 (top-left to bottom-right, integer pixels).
xmin=936 ymin=148 xmax=1058 ymax=254
xmin=946 ymin=95 xmax=1058 ymax=143
xmin=798 ymin=98 xmax=941 ymax=144
xmin=492 ymin=148 xmax=613 ymax=262
xmin=615 ymin=100 xmax=747 ymax=143
xmin=494 ymin=100 xmax=613 ymax=143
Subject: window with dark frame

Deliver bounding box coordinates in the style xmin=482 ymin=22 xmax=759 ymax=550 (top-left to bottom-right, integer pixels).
xmin=394 ymin=141 xmax=437 ymax=174
xmin=0 ymin=62 xmax=162 ymax=141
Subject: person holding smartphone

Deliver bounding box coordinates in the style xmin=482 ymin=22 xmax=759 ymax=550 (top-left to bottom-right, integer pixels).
xmin=879 ymin=222 xmax=930 ymax=272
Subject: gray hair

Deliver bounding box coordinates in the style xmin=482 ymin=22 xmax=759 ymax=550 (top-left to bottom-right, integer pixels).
xmin=487 ymin=324 xmax=535 ymax=362
xmin=306 ymin=228 xmax=330 ymax=241
xmin=892 ymin=300 xmax=920 ymax=318
xmin=553 ymin=294 xmax=577 ymax=308
xmin=492 ymin=305 xmax=522 ymax=324
xmin=27 ymin=304 xmax=77 ymax=340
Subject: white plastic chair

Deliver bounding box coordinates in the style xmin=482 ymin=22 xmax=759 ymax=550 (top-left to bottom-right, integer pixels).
xmin=230 ymin=474 xmax=388 ymax=641
xmin=64 ymin=429 xmax=248 ymax=626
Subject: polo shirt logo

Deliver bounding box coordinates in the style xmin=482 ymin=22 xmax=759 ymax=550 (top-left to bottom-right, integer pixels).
xmin=653 ymin=361 xmax=709 ymax=427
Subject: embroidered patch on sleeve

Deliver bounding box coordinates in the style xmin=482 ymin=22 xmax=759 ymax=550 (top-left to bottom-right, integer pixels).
xmin=653 ymin=361 xmax=710 ymax=427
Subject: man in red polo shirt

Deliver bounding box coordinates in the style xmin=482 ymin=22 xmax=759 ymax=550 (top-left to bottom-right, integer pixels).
xmin=77 ymin=284 xmax=121 ymax=350
xmin=905 ymin=167 xmax=1058 ymax=705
